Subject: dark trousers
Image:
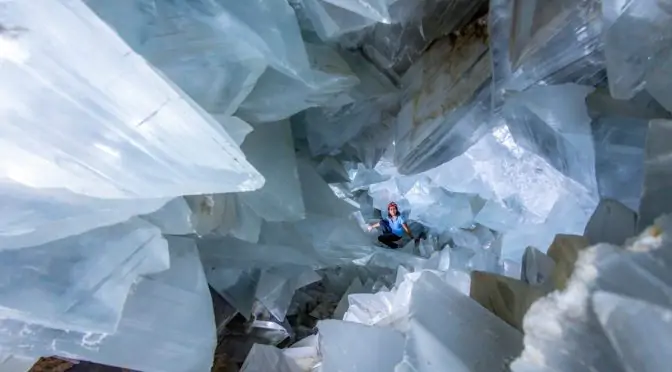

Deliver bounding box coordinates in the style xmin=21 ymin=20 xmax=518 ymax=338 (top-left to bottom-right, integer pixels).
xmin=378 ymin=219 xmax=401 ymax=248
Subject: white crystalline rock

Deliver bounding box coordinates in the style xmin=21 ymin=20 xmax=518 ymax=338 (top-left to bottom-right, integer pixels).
xmin=141 ymin=197 xmax=194 ymax=235
xmin=638 ymin=120 xmax=672 ymax=231
xmin=0 ymin=183 xmax=169 ymax=251
xmin=592 ymin=117 xmax=648 ymax=212
xmin=0 ymin=0 xmax=263 ymax=199
xmin=318 ymin=319 xmax=405 ymax=372
xmin=403 ymin=177 xmax=475 ymax=232
xmin=316 ymin=156 xmax=351 ymax=184
xmin=216 ymin=115 xmax=255 ymax=146
xmin=85 ymin=0 xmax=267 ymax=117
xmin=512 ymin=215 xmax=672 ymax=372
xmin=602 ymin=0 xmax=672 ymax=112
xmin=241 ymin=344 xmax=304 ymax=372
xmin=0 ymin=218 xmax=168 ymax=335
xmin=0 ymin=236 xmax=216 ymax=372
xmin=239 ymin=121 xmax=306 ymax=222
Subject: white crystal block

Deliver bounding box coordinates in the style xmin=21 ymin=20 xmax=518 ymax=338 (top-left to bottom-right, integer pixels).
xmin=512 ymin=215 xmax=672 ymax=371
xmin=0 ymin=236 xmax=216 ymax=372
xmin=0 ymin=0 xmax=263 ymax=199
xmin=398 ymin=272 xmax=522 ymax=372
xmin=239 ymin=121 xmax=306 ymax=222
xmin=86 ymin=0 xmax=268 ymax=116
xmin=256 ymin=265 xmax=321 ymax=321
xmin=318 ymin=319 xmax=405 ymax=372
xmin=0 ymin=218 xmax=168 ymax=334
xmin=241 ymin=344 xmax=304 ymax=372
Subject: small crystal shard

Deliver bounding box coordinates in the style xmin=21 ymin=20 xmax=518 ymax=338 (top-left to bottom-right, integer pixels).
xmin=583 ymin=199 xmax=636 ymax=246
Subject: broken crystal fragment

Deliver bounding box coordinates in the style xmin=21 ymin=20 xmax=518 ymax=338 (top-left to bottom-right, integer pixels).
xmin=512 ymin=216 xmax=672 ymax=372
xmin=1 ymin=0 xmax=263 ymax=199
xmin=239 ymin=121 xmax=306 ymax=222
xmin=546 ymin=234 xmax=590 ymax=290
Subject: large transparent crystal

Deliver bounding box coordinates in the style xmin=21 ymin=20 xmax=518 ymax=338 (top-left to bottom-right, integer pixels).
xmin=1 ymin=0 xmax=263 ymax=199
xmin=0 ymin=218 xmax=168 ymax=334
xmin=639 ymin=120 xmax=672 ymax=231
xmin=0 ymin=236 xmax=216 ymax=372
xmin=602 ymin=0 xmax=672 ymax=112
xmin=85 ymin=0 xmax=267 ymax=116
xmin=318 ymin=319 xmax=405 ymax=372
xmin=490 ymin=0 xmax=604 ymax=96
xmin=239 ymin=121 xmax=306 ymax=222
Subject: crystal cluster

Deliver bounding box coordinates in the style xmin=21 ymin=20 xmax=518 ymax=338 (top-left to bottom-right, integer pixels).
xmin=2 ymin=0 xmax=672 ymax=371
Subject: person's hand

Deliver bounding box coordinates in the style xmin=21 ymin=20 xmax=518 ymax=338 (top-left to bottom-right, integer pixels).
xmin=367 ymin=224 xmax=374 ymax=232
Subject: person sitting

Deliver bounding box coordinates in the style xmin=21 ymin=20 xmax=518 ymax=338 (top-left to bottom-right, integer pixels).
xmin=368 ymin=202 xmax=417 ymax=248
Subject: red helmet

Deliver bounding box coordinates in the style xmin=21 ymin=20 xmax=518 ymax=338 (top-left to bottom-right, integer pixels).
xmin=387 ymin=202 xmax=398 ymax=209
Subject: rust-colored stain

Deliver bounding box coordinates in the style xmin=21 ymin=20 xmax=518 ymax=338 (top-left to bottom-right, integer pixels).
xmin=29 ymin=357 xmax=74 ymax=372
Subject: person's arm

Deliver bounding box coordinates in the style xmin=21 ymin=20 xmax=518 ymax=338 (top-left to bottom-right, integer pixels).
xmin=402 ymin=223 xmax=415 ymax=240
xmin=367 ymin=221 xmax=380 ymax=231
